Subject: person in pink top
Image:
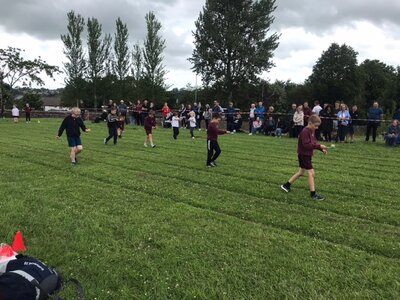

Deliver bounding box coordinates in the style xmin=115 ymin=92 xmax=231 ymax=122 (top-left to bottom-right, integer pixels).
xmin=280 ymin=115 xmax=328 ymax=201
xmin=161 ymin=102 xmax=171 ymax=124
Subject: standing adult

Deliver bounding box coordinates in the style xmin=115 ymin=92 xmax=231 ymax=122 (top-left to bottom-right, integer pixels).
xmin=203 ymin=104 xmax=212 ymax=129
xmin=196 ymin=102 xmax=203 ymax=129
xmin=107 ymin=99 xmax=113 ymax=113
xmin=161 ymin=102 xmax=171 ymax=127
xmin=287 ymin=103 xmax=297 ymax=137
xmin=312 ymin=100 xmax=323 ymax=116
xmin=248 ymin=103 xmax=256 ymax=134
xmin=11 ymin=105 xmax=19 ymax=123
xmin=319 ymin=105 xmax=334 ymax=142
xmin=226 ymin=101 xmax=235 ymax=132
xmin=135 ymin=100 xmax=142 ymax=126
xmin=293 ymin=105 xmax=304 ymax=138
xmin=348 ymin=105 xmax=359 ymax=142
xmin=337 ymin=104 xmax=351 ymax=143
xmin=179 ymin=103 xmax=187 ymax=128
xmin=255 ymin=101 xmax=266 ymax=121
xmin=118 ymin=100 xmax=128 ymax=124
xmin=303 ymin=101 xmax=312 ymax=124
xmin=365 ymin=101 xmax=383 ymax=142
xmin=212 ymin=100 xmax=224 ymax=114
xmin=24 ymin=103 xmax=32 ymax=123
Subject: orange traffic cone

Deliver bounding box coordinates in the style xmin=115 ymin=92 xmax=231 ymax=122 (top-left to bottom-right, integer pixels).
xmin=12 ymin=231 xmax=26 ymax=252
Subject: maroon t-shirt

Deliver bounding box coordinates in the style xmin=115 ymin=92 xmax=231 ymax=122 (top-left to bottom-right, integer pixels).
xmin=298 ymin=127 xmax=322 ymax=156
xmin=207 ymin=121 xmax=226 ymax=141
xmin=144 ymin=116 xmax=156 ymax=130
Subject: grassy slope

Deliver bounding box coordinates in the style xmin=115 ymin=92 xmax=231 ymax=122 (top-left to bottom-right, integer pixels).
xmin=0 ymin=119 xmax=399 ymax=299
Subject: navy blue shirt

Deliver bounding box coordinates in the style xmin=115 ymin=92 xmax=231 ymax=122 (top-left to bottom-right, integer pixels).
xmin=367 ymin=107 xmax=383 ymax=122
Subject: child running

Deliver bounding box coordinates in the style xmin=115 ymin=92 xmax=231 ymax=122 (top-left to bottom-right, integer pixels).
xmin=57 ymin=107 xmax=90 ymax=165
xmin=144 ymin=111 xmax=157 ymax=148
xmin=188 ymin=111 xmax=197 ymax=139
xmin=171 ymin=111 xmax=181 ymax=140
xmin=206 ymin=114 xmax=229 ymax=167
xmin=280 ymin=115 xmax=328 ymax=200
xmin=104 ymin=107 xmax=118 ymax=145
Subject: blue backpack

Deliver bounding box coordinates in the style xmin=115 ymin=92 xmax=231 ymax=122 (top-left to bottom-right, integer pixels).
xmin=0 ymin=255 xmax=84 ymax=300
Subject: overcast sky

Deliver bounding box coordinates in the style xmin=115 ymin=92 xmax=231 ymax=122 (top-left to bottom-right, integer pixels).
xmin=1 ymin=0 xmax=400 ymax=89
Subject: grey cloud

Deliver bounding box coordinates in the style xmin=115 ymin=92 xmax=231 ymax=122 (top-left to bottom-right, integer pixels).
xmin=0 ymin=0 xmax=179 ymax=40
xmin=274 ymin=0 xmax=400 ymax=33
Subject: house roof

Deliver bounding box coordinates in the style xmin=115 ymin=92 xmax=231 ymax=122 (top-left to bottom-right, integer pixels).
xmin=41 ymin=95 xmax=62 ymax=106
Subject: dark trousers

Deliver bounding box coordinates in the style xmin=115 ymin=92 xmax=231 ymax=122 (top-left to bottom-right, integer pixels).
xmin=338 ymin=125 xmax=348 ymax=142
xmin=25 ymin=113 xmax=31 ymax=122
xmin=190 ymin=127 xmax=195 ymax=138
xmin=205 ymin=119 xmax=210 ymax=129
xmin=366 ymin=122 xmax=379 ymax=141
xmin=293 ymin=125 xmax=303 ymax=138
xmin=323 ymin=131 xmax=332 ymax=142
xmin=106 ymin=127 xmax=118 ymax=144
xmin=207 ymin=140 xmax=221 ymax=165
xmin=173 ymin=127 xmax=179 ymax=139
xmin=227 ymin=120 xmax=234 ymax=132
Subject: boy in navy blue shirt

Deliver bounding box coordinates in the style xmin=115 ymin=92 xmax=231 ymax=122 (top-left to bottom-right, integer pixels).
xmin=57 ymin=107 xmax=90 ymax=165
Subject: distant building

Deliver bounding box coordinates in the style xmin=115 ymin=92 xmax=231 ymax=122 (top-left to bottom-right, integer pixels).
xmin=41 ymin=94 xmax=68 ymax=111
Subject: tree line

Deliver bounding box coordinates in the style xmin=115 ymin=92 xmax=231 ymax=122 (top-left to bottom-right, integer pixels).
xmin=61 ymin=10 xmax=167 ymax=109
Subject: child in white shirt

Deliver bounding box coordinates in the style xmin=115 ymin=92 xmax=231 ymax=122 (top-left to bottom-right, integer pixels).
xmin=188 ymin=111 xmax=197 ymax=139
xmin=171 ymin=112 xmax=181 ymax=140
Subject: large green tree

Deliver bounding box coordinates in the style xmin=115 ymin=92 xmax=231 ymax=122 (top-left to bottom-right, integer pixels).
xmin=308 ymin=43 xmax=360 ymax=103
xmin=142 ymin=11 xmax=167 ymax=101
xmin=113 ymin=17 xmax=130 ymax=81
xmin=87 ymin=17 xmax=112 ymax=108
xmin=190 ymin=0 xmax=279 ymax=100
xmin=61 ymin=11 xmax=86 ymax=106
xmin=0 ymin=47 xmax=60 ymax=114
xmin=358 ymin=59 xmax=397 ymax=112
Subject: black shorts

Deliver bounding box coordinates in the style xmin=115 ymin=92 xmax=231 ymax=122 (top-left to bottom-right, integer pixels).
xmin=298 ymin=155 xmax=313 ymax=170
xmin=145 ymin=127 xmax=152 ymax=135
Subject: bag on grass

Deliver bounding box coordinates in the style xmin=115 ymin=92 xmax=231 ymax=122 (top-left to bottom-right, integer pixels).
xmin=0 ymin=254 xmax=84 ymax=300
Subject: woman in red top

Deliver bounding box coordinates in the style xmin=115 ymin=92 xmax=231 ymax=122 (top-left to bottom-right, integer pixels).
xmin=161 ymin=102 xmax=171 ymax=127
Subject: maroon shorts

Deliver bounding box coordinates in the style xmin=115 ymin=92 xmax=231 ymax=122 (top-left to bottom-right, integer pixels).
xmin=145 ymin=127 xmax=152 ymax=135
xmin=298 ymin=155 xmax=313 ymax=170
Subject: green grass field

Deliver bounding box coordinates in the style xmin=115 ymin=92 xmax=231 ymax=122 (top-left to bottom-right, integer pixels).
xmin=0 ymin=118 xmax=399 ymax=299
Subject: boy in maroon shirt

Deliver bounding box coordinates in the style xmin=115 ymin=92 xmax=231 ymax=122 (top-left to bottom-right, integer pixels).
xmin=144 ymin=111 xmax=157 ymax=148
xmin=207 ymin=114 xmax=229 ymax=167
xmin=281 ymin=115 xmax=328 ymax=200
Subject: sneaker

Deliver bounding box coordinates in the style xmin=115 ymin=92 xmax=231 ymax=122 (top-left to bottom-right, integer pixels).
xmin=104 ymin=138 xmax=107 ymax=145
xmin=207 ymin=164 xmax=213 ymax=168
xmin=192 ymin=137 xmax=195 ymax=140
xmin=144 ymin=143 xmax=148 ymax=147
xmin=71 ymin=161 xmax=77 ymax=166
xmin=311 ymin=194 xmax=325 ymax=201
xmin=248 ymin=133 xmax=252 ymax=136
xmin=210 ymin=161 xmax=217 ymax=167
xmin=152 ymin=144 xmax=156 ymax=148
xmin=280 ymin=184 xmax=291 ymax=193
